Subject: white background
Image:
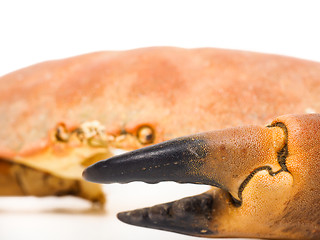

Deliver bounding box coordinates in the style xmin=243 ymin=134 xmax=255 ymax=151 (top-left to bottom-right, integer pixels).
xmin=0 ymin=1 xmax=320 ymax=240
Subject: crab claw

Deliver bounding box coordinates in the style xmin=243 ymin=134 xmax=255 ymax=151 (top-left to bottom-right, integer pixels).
xmin=83 ymin=124 xmax=286 ymax=202
xmin=83 ymin=114 xmax=320 ymax=239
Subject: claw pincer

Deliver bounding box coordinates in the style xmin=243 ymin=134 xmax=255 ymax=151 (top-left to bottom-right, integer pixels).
xmin=84 ymin=114 xmax=320 ymax=239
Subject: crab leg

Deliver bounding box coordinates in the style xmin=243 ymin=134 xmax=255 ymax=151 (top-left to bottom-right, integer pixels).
xmin=0 ymin=157 xmax=105 ymax=204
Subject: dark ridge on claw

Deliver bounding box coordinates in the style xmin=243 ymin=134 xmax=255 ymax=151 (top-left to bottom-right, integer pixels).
xmin=117 ymin=192 xmax=216 ymax=236
xmin=83 ymin=137 xmax=222 ymax=188
xmin=237 ymin=166 xmax=285 ymax=203
xmin=268 ymin=123 xmax=289 ymax=172
xmin=234 ymin=124 xmax=290 ymax=204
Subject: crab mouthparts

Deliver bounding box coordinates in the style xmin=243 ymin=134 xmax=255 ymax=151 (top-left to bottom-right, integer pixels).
xmin=83 ymin=125 xmax=287 ymax=236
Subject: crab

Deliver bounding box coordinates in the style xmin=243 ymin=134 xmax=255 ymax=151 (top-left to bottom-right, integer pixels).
xmin=1 ymin=47 xmax=320 ymax=238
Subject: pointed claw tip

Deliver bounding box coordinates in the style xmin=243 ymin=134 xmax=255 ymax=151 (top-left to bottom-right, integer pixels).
xmin=117 ymin=211 xmax=128 ymax=223
xmin=116 ymin=193 xmax=216 ymax=236
xmin=117 ymin=211 xmax=127 ymax=221
xmin=82 ymin=163 xmax=103 ymax=183
xmin=82 ymin=167 xmax=91 ymax=181
xmin=117 ymin=210 xmax=146 ymax=225
xmin=82 ymin=167 xmax=89 ymax=180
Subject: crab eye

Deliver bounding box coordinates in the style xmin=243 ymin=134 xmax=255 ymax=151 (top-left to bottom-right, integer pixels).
xmin=55 ymin=123 xmax=69 ymax=142
xmin=137 ymin=126 xmax=155 ymax=144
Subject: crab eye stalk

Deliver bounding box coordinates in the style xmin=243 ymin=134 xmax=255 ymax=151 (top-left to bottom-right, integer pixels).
xmin=137 ymin=126 xmax=155 ymax=145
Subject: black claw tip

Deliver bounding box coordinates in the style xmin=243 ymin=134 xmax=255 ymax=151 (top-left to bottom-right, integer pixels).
xmin=117 ymin=192 xmax=217 ymax=236
xmin=82 ymin=136 xmax=221 ymax=188
xmin=83 ymin=137 xmax=206 ymax=184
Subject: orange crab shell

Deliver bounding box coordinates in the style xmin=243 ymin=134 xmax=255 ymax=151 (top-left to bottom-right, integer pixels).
xmin=1 ymin=47 xmax=320 ymax=204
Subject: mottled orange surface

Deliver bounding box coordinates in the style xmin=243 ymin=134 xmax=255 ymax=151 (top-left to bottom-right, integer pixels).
xmin=1 ymin=47 xmax=320 ymax=156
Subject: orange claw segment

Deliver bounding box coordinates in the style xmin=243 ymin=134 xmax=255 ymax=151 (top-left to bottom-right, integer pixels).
xmin=271 ymin=114 xmax=320 ymax=235
xmin=192 ymin=125 xmax=286 ymax=200
xmin=220 ymin=171 xmax=295 ymax=239
xmin=272 ymin=113 xmax=320 ymax=178
xmin=205 ymin=114 xmax=320 ymax=239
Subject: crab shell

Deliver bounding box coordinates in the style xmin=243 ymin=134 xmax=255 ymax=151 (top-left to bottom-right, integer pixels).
xmin=1 ymin=47 xmax=320 ymax=208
